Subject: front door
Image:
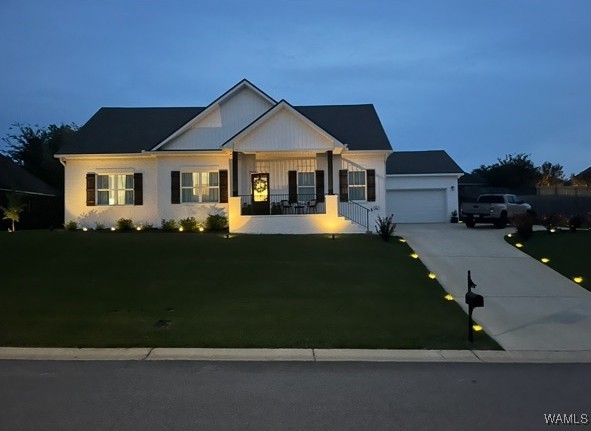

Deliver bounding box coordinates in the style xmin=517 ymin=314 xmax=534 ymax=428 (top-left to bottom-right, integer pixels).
xmin=251 ymin=173 xmax=270 ymax=215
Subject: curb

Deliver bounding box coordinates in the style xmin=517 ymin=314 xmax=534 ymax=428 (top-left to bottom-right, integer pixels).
xmin=1 ymin=348 xmax=591 ymax=363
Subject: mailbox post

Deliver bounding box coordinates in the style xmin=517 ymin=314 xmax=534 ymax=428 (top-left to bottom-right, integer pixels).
xmin=465 ymin=270 xmax=484 ymax=343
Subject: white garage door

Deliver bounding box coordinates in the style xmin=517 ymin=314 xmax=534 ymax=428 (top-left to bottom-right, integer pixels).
xmin=387 ymin=189 xmax=447 ymax=223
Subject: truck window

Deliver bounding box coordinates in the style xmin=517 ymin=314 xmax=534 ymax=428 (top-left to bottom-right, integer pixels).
xmin=477 ymin=195 xmax=504 ymax=203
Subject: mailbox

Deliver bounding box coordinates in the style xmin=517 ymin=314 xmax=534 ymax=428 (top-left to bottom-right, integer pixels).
xmin=465 ymin=291 xmax=484 ymax=308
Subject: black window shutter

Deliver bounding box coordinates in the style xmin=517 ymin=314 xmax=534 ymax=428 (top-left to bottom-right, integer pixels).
xmin=219 ymin=170 xmax=228 ymax=203
xmin=288 ymin=170 xmax=297 ymax=203
xmin=86 ymin=173 xmax=96 ymax=206
xmin=315 ymin=170 xmax=325 ymax=203
xmin=171 ymin=171 xmax=180 ymax=204
xmin=134 ymin=173 xmax=143 ymax=205
xmin=366 ymin=169 xmax=376 ymax=202
xmin=339 ymin=170 xmax=348 ymax=202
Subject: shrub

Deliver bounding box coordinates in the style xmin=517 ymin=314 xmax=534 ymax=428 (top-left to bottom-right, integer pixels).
xmin=64 ymin=220 xmax=78 ymax=231
xmin=94 ymin=222 xmax=106 ymax=231
xmin=375 ymin=214 xmax=396 ymax=242
xmin=179 ymin=217 xmax=198 ymax=232
xmin=206 ymin=214 xmax=228 ymax=231
xmin=116 ymin=218 xmax=134 ymax=231
xmin=139 ymin=222 xmax=154 ymax=231
xmin=569 ymin=215 xmax=582 ymax=232
xmin=512 ymin=212 xmax=535 ymax=241
xmin=161 ymin=219 xmax=178 ymax=231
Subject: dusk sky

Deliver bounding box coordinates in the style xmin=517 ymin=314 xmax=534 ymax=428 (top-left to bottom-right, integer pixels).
xmin=1 ymin=0 xmax=589 ymax=175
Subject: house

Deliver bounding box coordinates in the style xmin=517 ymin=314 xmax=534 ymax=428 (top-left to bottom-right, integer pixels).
xmin=386 ymin=150 xmax=463 ymax=223
xmin=0 ymin=154 xmax=61 ymax=229
xmin=55 ymin=79 xmax=462 ymax=233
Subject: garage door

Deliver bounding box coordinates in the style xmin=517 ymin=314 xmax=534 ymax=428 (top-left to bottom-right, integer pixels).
xmin=386 ymin=189 xmax=447 ymax=223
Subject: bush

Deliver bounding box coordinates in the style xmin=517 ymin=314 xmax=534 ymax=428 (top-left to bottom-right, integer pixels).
xmin=569 ymin=215 xmax=582 ymax=232
xmin=179 ymin=217 xmax=198 ymax=232
xmin=512 ymin=212 xmax=534 ymax=241
xmin=139 ymin=222 xmax=154 ymax=231
xmin=161 ymin=219 xmax=178 ymax=231
xmin=375 ymin=214 xmax=396 ymax=242
xmin=64 ymin=220 xmax=78 ymax=231
xmin=94 ymin=222 xmax=106 ymax=231
xmin=116 ymin=218 xmax=134 ymax=231
xmin=206 ymin=214 xmax=228 ymax=231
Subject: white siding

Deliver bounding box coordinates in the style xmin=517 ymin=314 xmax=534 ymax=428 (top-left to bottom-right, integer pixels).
xmin=163 ymin=87 xmax=273 ymax=150
xmin=235 ymin=108 xmax=334 ymax=152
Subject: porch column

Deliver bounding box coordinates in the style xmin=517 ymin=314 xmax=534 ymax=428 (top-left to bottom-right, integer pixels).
xmin=232 ymin=151 xmax=239 ymax=197
xmin=327 ymin=150 xmax=334 ymax=195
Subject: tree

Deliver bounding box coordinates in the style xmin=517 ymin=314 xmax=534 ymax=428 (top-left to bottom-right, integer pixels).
xmin=472 ymin=153 xmax=541 ymax=190
xmin=1 ymin=123 xmax=78 ymax=190
xmin=1 ymin=193 xmax=25 ymax=232
xmin=538 ymin=162 xmax=565 ymax=186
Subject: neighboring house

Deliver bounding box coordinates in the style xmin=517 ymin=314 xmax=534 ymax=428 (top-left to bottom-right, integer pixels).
xmin=0 ymin=154 xmax=61 ymax=229
xmin=55 ymin=80 xmax=462 ymax=233
xmin=385 ymin=150 xmax=463 ymax=223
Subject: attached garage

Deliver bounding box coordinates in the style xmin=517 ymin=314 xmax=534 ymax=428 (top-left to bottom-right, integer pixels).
xmin=387 ymin=189 xmax=447 ymax=223
xmin=386 ymin=151 xmax=464 ymax=224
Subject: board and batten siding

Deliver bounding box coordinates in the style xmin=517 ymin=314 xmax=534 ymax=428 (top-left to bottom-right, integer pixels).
xmin=162 ymin=87 xmax=273 ymax=150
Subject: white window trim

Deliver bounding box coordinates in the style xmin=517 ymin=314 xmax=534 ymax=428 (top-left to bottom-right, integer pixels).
xmin=348 ymin=170 xmax=367 ymax=202
xmin=96 ymin=173 xmax=134 ymax=206
xmin=181 ymin=171 xmax=220 ymax=204
xmin=297 ymin=171 xmax=315 ymax=201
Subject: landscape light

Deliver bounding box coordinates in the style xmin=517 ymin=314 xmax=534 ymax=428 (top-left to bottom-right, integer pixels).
xmin=428 ymin=273 xmax=436 ymax=280
xmin=550 ymin=228 xmax=556 ymax=233
xmin=515 ymin=243 xmax=523 ymax=248
xmin=178 ymin=227 xmax=184 ymax=232
xmin=573 ymin=277 xmax=583 ymax=284
xmin=398 ymin=238 xmax=407 ymax=243
xmin=110 ymin=227 xmax=116 ymax=231
xmin=410 ymin=253 xmax=419 ymax=259
xmin=198 ymin=226 xmax=204 ymax=232
xmin=541 ymin=258 xmax=550 ymax=263
xmin=225 ymin=233 xmax=230 ymax=239
xmin=444 ymin=294 xmax=454 ymax=301
xmin=136 ymin=226 xmax=142 ymax=231
xmin=82 ymin=227 xmax=88 ymax=232
xmin=472 ymin=325 xmax=483 ymax=332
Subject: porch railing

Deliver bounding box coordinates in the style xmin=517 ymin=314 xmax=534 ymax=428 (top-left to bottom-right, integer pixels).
xmin=338 ymin=200 xmax=371 ymax=232
xmin=239 ymin=194 xmax=326 ymax=215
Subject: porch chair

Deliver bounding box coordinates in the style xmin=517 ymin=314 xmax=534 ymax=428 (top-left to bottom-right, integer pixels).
xmin=281 ymin=200 xmax=292 ymax=214
xmin=306 ymin=199 xmax=317 ymax=214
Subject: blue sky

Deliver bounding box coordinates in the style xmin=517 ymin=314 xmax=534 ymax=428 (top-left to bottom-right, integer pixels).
xmin=1 ymin=0 xmax=589 ymax=175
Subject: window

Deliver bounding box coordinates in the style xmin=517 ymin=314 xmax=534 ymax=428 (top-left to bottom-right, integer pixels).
xmin=97 ymin=174 xmax=134 ymax=205
xmin=297 ymin=172 xmax=315 ymax=201
xmin=348 ymin=171 xmax=366 ymax=201
xmin=181 ymin=172 xmax=219 ymax=203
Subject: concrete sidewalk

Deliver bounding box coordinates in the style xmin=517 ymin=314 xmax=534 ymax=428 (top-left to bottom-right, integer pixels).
xmin=1 ymin=347 xmax=591 ymax=362
xmin=396 ymin=223 xmax=591 ymax=351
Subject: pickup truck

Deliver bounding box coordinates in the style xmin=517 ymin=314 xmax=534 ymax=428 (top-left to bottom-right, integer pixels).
xmin=460 ymin=194 xmax=532 ymax=228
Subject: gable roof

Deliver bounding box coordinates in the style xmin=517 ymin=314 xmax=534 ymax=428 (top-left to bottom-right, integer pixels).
xmin=576 ymin=166 xmax=591 ymax=178
xmin=386 ymin=150 xmax=463 ymax=175
xmin=0 ymin=155 xmax=58 ymax=196
xmin=57 ymin=107 xmax=204 ymax=155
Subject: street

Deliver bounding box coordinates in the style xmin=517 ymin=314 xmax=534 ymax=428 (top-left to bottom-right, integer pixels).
xmin=1 ymin=360 xmax=589 ymax=430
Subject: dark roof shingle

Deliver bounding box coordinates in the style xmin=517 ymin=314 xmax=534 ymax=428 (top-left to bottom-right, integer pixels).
xmin=386 ymin=150 xmax=463 ymax=175
xmin=0 ymin=155 xmax=58 ymax=196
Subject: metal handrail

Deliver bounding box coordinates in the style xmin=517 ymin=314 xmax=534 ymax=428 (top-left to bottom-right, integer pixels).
xmin=338 ymin=200 xmax=371 ymax=231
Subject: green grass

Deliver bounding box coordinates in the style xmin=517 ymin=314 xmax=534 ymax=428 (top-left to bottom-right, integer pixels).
xmin=505 ymin=230 xmax=590 ymax=291
xmin=0 ymin=230 xmax=499 ymax=349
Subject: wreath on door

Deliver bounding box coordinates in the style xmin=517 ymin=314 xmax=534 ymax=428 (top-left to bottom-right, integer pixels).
xmin=253 ymin=177 xmax=268 ymax=193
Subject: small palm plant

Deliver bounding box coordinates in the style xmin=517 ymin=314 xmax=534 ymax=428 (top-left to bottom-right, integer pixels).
xmin=375 ymin=214 xmax=396 ymax=241
xmin=1 ymin=193 xmax=25 ymax=232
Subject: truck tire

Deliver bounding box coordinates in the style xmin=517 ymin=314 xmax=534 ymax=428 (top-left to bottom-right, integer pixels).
xmin=495 ymin=212 xmax=508 ymax=229
xmin=466 ymin=216 xmax=475 ymax=228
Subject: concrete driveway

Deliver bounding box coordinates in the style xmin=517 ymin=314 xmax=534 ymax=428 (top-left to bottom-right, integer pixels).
xmin=396 ymin=223 xmax=591 ymax=351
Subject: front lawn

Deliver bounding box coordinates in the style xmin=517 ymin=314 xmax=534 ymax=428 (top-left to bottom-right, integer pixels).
xmin=505 ymin=230 xmax=590 ymax=291
xmin=0 ymin=231 xmax=499 ymax=349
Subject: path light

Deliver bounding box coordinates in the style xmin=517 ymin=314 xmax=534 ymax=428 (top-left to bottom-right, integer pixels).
xmin=550 ymin=228 xmax=556 ymax=233
xmin=515 ymin=243 xmax=523 ymax=248
xmin=178 ymin=226 xmax=184 ymax=232
xmin=472 ymin=325 xmax=483 ymax=332
xmin=331 ymin=233 xmax=336 ymax=240
xmin=82 ymin=227 xmax=88 ymax=232
xmin=444 ymin=294 xmax=454 ymax=301
xmin=110 ymin=227 xmax=116 ymax=231
xmin=198 ymin=226 xmax=204 ymax=232
xmin=541 ymin=258 xmax=550 ymax=263
xmin=136 ymin=226 xmax=142 ymax=231
xmin=398 ymin=238 xmax=407 ymax=243
xmin=428 ymin=273 xmax=436 ymax=280
xmin=410 ymin=253 xmax=419 ymax=259
xmin=507 ymin=233 xmax=512 ymax=238
xmin=574 ymin=277 xmax=583 ymax=284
